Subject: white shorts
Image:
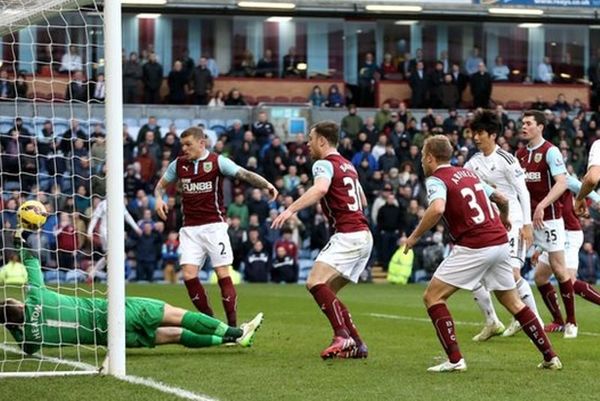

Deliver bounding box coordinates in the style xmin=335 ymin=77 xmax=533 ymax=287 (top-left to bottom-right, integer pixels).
xmin=316 ymin=230 xmax=373 ymax=283
xmin=539 ymin=230 xmax=583 ymax=271
xmin=533 ymin=218 xmax=565 ymax=253
xmin=508 ymin=221 xmax=526 ymax=269
xmin=179 ymin=222 xmax=233 ymax=268
xmin=434 ymin=243 xmax=515 ymax=291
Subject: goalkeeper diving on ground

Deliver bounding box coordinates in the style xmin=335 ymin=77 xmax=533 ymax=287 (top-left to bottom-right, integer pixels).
xmin=0 ymin=229 xmax=263 ymax=355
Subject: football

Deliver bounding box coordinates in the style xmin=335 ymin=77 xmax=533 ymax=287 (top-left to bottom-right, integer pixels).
xmin=17 ymin=200 xmax=48 ymax=229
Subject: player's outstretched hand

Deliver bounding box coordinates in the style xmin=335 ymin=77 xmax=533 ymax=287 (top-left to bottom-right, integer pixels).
xmin=271 ymin=209 xmax=293 ymax=229
xmin=156 ymin=198 xmax=169 ymax=221
xmin=520 ymin=224 xmax=533 ymax=250
xmin=532 ymin=205 xmax=545 ymax=230
xmin=500 ymin=215 xmax=512 ymax=232
xmin=574 ymin=198 xmax=589 ymax=218
xmin=403 ymin=235 xmax=417 ymax=254
xmin=267 ymin=184 xmax=279 ymax=202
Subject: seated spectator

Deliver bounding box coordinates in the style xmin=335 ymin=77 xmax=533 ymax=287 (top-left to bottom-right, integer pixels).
xmin=228 ymin=191 xmax=249 ymax=229
xmin=256 ymin=49 xmax=277 ymax=78
xmin=208 ymin=90 xmax=225 ymax=107
xmin=226 ymin=119 xmax=245 ymax=149
xmin=464 ymin=46 xmax=483 ymax=75
xmin=374 ymin=101 xmax=391 ymax=131
xmin=579 ymin=242 xmax=600 ymax=283
xmin=351 ymin=142 xmax=378 ymax=172
xmin=491 ymin=56 xmax=510 ymax=81
xmin=271 ymin=246 xmax=298 ymax=284
xmin=283 ymin=165 xmax=300 ymax=194
xmin=225 ymin=88 xmax=247 ymax=106
xmin=134 ymin=222 xmax=161 ymax=282
xmin=232 ymin=49 xmax=256 ymax=77
xmin=90 ymin=73 xmax=105 ymax=102
xmin=273 ymin=227 xmax=298 ymax=261
xmin=252 ymin=111 xmax=275 ymax=147
xmin=308 ymin=85 xmax=326 ymax=107
xmin=552 ymin=93 xmax=571 ymax=113
xmin=0 ymin=69 xmax=14 ymax=100
xmin=362 ymin=116 xmax=379 ymax=145
xmin=167 ymin=60 xmax=187 ymax=104
xmin=372 ymin=134 xmax=388 ymax=161
xmin=531 ymin=95 xmax=550 ymax=111
xmin=161 ymin=231 xmax=180 ymax=284
xmin=65 ymin=70 xmax=88 ymax=102
xmin=282 ymin=46 xmax=305 ymax=78
xmin=60 ymin=45 xmax=82 ymax=72
xmin=245 ymin=240 xmax=270 ymax=283
xmin=247 ymin=188 xmax=270 ymax=224
xmin=380 ymin=52 xmax=398 ymax=79
xmin=378 ymin=144 xmax=398 ymax=173
xmin=136 ymin=116 xmax=161 ymax=146
xmin=15 ymin=71 xmax=27 ymax=99
xmin=536 ymin=56 xmax=554 ymax=83
xmin=325 ymin=84 xmax=344 ymax=107
xmin=340 ymin=104 xmax=363 ymax=140
xmin=54 ymin=212 xmax=78 ymax=270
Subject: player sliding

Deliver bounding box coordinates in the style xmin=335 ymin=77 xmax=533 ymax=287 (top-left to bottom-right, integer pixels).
xmin=404 ymin=135 xmax=561 ymax=372
xmin=534 ymin=176 xmax=600 ymax=332
xmin=155 ymin=127 xmax=278 ymax=327
xmin=516 ymin=110 xmax=576 ymax=339
xmin=1 ymin=231 xmax=263 ymax=355
xmin=271 ymin=121 xmax=372 ymax=359
xmin=464 ymin=110 xmax=541 ymax=341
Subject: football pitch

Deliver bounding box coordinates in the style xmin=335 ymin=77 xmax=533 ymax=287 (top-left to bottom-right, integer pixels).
xmin=4 ymin=283 xmax=600 ymax=401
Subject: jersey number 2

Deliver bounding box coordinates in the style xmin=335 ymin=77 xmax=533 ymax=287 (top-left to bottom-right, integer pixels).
xmin=343 ymin=177 xmax=363 ymax=212
xmin=460 ymin=183 xmax=495 ymax=224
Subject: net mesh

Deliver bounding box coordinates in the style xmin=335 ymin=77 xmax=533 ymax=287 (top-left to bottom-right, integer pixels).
xmin=0 ymin=0 xmax=107 ymax=375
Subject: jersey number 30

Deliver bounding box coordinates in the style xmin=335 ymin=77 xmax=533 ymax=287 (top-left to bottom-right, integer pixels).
xmin=343 ymin=177 xmax=363 ymax=212
xmin=460 ymin=183 xmax=495 ymax=224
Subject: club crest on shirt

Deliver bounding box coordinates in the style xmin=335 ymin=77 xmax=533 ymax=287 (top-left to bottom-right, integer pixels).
xmin=203 ymin=161 xmax=213 ymax=173
xmin=534 ymin=153 xmax=543 ymax=163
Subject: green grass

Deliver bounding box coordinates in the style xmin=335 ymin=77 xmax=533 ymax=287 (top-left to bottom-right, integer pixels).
xmin=4 ymin=283 xmax=600 ymax=401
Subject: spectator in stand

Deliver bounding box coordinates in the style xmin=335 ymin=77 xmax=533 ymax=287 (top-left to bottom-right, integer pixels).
xmin=388 ymin=120 xmax=409 ymax=149
xmin=0 ymin=69 xmax=14 ymax=99
xmin=378 ymin=143 xmax=398 ymax=173
xmin=142 ymin=52 xmax=163 ymax=104
xmin=60 ymin=45 xmax=82 ymax=72
xmin=351 ymin=142 xmax=378 ymax=172
xmin=65 ymin=70 xmax=88 ymax=102
xmin=180 ymin=48 xmax=195 ymax=78
xmin=589 ymin=49 xmax=600 ymax=110
xmin=54 ymin=212 xmax=78 ymax=270
xmin=273 ymin=227 xmax=298 ymax=261
xmin=557 ymin=52 xmax=579 ymax=83
xmin=162 ymin=130 xmax=181 ymax=161
xmin=167 ymin=60 xmax=188 ymax=104
xmin=189 ymin=57 xmax=213 ymax=105
xmin=282 ymin=46 xmax=305 ymax=78
xmin=252 ymin=111 xmax=275 ymax=148
xmin=245 ymin=240 xmax=270 ymax=283
xmin=439 ymin=50 xmax=450 ymax=74
xmin=135 ymin=145 xmax=157 ymax=186
xmin=161 ymin=231 xmax=180 ymax=284
xmin=450 ymin=63 xmax=468 ymax=104
xmin=491 ymin=56 xmax=510 ymax=81
xmin=123 ymin=52 xmax=142 ymax=103
xmin=536 ymin=56 xmax=554 ymax=83
xmin=377 ymin=193 xmax=402 ymax=270
xmin=579 ymin=242 xmax=600 ymax=283
xmin=531 ymin=95 xmax=550 ymax=111
xmin=440 ymin=74 xmax=459 ymax=109
xmin=15 ymin=72 xmax=27 ymax=99
xmin=358 ymin=52 xmax=378 ymax=107
xmin=226 ymin=215 xmax=246 ymax=270
xmin=470 ymin=62 xmax=492 ymax=108
xmin=247 ymin=188 xmax=270 ymax=224
xmin=340 ymin=104 xmax=363 ymax=140
xmin=409 ymin=61 xmax=428 ymax=108
xmin=308 ymin=85 xmax=326 ymax=107
xmin=464 ymin=46 xmax=483 ymax=75
xmin=206 ymin=54 xmax=220 ymax=78
xmin=90 ymin=73 xmax=105 ymax=102
xmin=374 ymin=101 xmax=391 ymax=131
xmin=37 ymin=119 xmax=54 ymax=156
xmin=225 ymin=120 xmax=245 ymax=149
xmin=134 ymin=221 xmax=161 ymax=282
xmin=371 ymin=134 xmax=388 ymax=161
xmin=225 ymin=88 xmax=247 ymax=106
xmin=60 ymin=119 xmax=87 ymax=156
xmin=408 ymin=48 xmax=424 ymax=75
xmin=207 ymin=90 xmax=225 ymax=107
xmin=380 ymin=52 xmax=398 ymax=80
xmin=256 ymin=49 xmax=277 ymax=78
xmin=136 ymin=116 xmax=161 ymax=146
xmin=362 ymin=116 xmax=379 ymax=145
xmin=428 ymin=61 xmax=445 ymax=108
xmin=552 ymin=93 xmax=571 ymax=113
xmin=141 ymin=130 xmax=162 ymax=165
xmin=283 ymin=165 xmax=300 ymax=194
xmin=325 ymin=84 xmax=344 ymax=107
xmin=228 ymin=191 xmax=250 ymax=229
xmin=271 ymin=246 xmax=298 ymax=284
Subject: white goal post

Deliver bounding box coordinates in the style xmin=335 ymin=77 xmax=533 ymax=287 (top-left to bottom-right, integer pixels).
xmin=0 ymin=0 xmax=125 ymax=377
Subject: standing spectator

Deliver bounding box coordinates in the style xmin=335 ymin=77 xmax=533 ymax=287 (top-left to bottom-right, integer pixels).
xmin=60 ymin=119 xmax=87 ymax=156
xmin=180 ymin=48 xmax=195 ymax=78
xmin=358 ymin=52 xmax=378 ymax=107
xmin=380 ymin=52 xmax=398 ymax=79
xmin=135 ymin=145 xmax=157 ymax=185
xmin=123 ymin=52 xmax=142 ymax=103
xmin=134 ymin=222 xmax=161 ymax=282
xmin=271 ymin=246 xmax=298 ymax=284
xmin=208 ymin=90 xmax=226 ymax=107
xmin=470 ymin=62 xmax=492 ymax=108
xmin=54 ymin=212 xmax=78 ymax=270
xmin=579 ymin=242 xmax=600 ymax=283
xmin=228 ymin=191 xmax=250 ymax=229
xmin=537 ymin=56 xmax=554 ymax=83
xmin=409 ymin=61 xmax=428 ymax=108
xmin=464 ymin=46 xmax=483 ymax=75
xmin=14 ymin=72 xmax=27 ymax=99
xmin=256 ymin=49 xmax=278 ymax=78
xmin=247 ymin=188 xmax=270 ymax=224
xmin=225 ymin=88 xmax=247 ymax=106
xmin=491 ymin=56 xmax=510 ymax=81
xmin=378 ymin=144 xmax=398 ymax=173
xmin=60 ymin=45 xmax=82 ymax=72
xmin=90 ymin=73 xmax=106 ymax=102
xmin=168 ymin=60 xmax=188 ymax=104
xmin=450 ymin=63 xmax=468 ymax=104
xmin=362 ymin=116 xmax=379 ymax=145
xmin=189 ymin=57 xmax=213 ymax=105
xmin=589 ymin=49 xmax=600 ymax=110
xmin=440 ymin=74 xmax=459 ymax=109
xmin=408 ymin=48 xmax=424 ymax=75
xmin=0 ymin=69 xmax=14 ymax=99
xmin=439 ymin=50 xmax=450 ymax=74
xmin=136 ymin=116 xmax=161 ymax=146
xmin=161 ymin=231 xmax=180 ymax=284
xmin=325 ymin=84 xmax=344 ymax=107
xmin=308 ymin=85 xmax=326 ymax=107
xmin=374 ymin=101 xmax=391 ymax=131
xmin=65 ymin=70 xmax=88 ymax=102
xmin=428 ymin=61 xmax=445 ymax=108
xmin=142 ymin=52 xmax=163 ymax=104
xmin=351 ymin=142 xmax=378 ymax=171
xmin=340 ymin=104 xmax=363 ymax=141
xmin=244 ymin=240 xmax=270 ymax=283
xmin=377 ymin=193 xmax=402 ymax=270
xmin=227 ymin=216 xmax=246 ymax=270
xmin=252 ymin=111 xmax=275 ymax=148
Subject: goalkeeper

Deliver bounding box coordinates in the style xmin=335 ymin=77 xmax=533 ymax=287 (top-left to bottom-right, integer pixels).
xmin=0 ymin=231 xmax=263 ymax=355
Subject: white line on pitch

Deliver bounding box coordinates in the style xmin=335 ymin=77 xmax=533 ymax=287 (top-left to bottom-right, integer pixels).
xmin=0 ymin=343 xmax=218 ymax=400
xmin=368 ymin=313 xmax=600 ymax=337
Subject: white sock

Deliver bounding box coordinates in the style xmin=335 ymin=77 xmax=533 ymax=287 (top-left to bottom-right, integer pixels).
xmin=516 ymin=278 xmax=542 ymax=324
xmin=473 ymin=284 xmax=500 ymax=325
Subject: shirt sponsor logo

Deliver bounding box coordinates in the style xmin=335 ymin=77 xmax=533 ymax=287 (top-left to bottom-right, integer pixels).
xmin=525 ymin=171 xmax=541 ymax=181
xmin=534 ymin=153 xmax=543 ymax=163
xmin=183 ymin=181 xmax=213 ymax=193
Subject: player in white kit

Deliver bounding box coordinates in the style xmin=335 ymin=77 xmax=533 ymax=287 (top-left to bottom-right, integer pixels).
xmin=87 ymin=198 xmax=142 ymax=281
xmin=575 ymin=139 xmax=600 ymax=216
xmin=464 ymin=110 xmax=541 ymax=341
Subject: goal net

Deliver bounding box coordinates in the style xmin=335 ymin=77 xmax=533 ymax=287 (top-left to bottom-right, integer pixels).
xmin=0 ymin=0 xmax=124 ymax=377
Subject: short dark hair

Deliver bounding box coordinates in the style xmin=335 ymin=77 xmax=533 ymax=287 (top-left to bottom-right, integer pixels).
xmin=471 ymin=109 xmax=502 ymax=137
xmin=523 ymin=110 xmax=546 ymax=128
xmin=181 ymin=126 xmax=206 ymax=140
xmin=0 ymin=298 xmax=24 ymax=325
xmin=311 ymin=120 xmax=339 ymax=146
xmin=423 ymin=135 xmax=453 ymax=163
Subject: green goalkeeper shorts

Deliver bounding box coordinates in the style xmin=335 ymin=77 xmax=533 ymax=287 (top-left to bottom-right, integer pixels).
xmin=125 ymin=297 xmax=165 ymax=348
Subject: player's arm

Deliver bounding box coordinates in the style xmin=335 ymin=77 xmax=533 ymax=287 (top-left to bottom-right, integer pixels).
xmin=533 ymin=147 xmax=567 ymax=229
xmin=575 ymin=142 xmax=600 ymax=215
xmin=271 ymin=160 xmax=332 ymax=229
xmin=87 ymin=206 xmax=101 ymax=237
xmin=404 ymin=177 xmax=446 ymax=253
xmin=219 ymin=156 xmax=278 ymax=201
xmin=505 ymin=162 xmax=532 ymax=245
xmin=15 ymin=235 xmax=45 ymax=288
xmin=124 ymin=208 xmax=142 ymax=235
xmin=155 ymin=160 xmax=177 ymax=220
xmin=486 ymin=184 xmax=511 ymax=231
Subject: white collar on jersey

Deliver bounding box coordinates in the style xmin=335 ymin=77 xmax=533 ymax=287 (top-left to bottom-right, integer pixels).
xmin=191 ymin=150 xmax=211 ymax=163
xmin=434 ymin=164 xmax=452 ymax=172
xmin=526 ymin=138 xmax=546 ymax=151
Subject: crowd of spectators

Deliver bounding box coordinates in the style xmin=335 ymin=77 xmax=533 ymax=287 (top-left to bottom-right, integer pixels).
xmin=2 ymin=94 xmax=600 ymax=284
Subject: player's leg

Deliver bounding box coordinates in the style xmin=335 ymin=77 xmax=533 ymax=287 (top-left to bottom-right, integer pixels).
xmin=471 ymin=283 xmax=504 ymax=341
xmin=206 ymin=223 xmax=237 ymax=327
xmin=155 ymin=326 xmax=226 ymax=348
xmin=88 ymin=234 xmax=107 ymax=282
xmin=214 ymin=265 xmax=237 ymax=327
xmin=548 ymin=250 xmax=577 ymax=337
xmin=566 ymin=231 xmax=600 ymax=305
xmin=328 ymin=275 xmax=367 ymax=358
xmin=535 ymin=254 xmax=565 ymax=331
xmin=179 ymin=227 xmax=214 ymax=316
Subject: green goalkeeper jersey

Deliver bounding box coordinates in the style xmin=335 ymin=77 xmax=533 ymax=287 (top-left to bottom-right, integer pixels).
xmin=9 ymin=249 xmax=108 ymax=354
